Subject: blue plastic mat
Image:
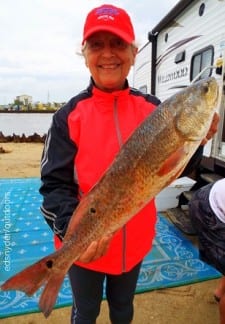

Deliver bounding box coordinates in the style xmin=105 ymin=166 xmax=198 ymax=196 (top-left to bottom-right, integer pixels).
xmin=0 ymin=178 xmax=221 ymax=318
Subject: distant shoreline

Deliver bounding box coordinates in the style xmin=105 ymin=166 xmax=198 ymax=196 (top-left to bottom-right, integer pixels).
xmin=0 ymin=110 xmax=55 ymax=114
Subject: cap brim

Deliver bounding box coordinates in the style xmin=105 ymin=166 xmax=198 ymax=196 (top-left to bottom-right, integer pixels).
xmin=82 ymin=26 xmax=133 ymax=45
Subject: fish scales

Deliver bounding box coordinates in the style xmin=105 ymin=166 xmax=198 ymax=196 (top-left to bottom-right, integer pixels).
xmin=0 ymin=77 xmax=218 ymax=317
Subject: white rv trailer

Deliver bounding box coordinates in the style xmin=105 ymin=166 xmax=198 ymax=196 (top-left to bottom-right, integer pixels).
xmin=133 ymin=0 xmax=225 ymax=213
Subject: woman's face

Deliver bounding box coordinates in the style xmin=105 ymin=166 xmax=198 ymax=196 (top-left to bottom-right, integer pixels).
xmin=83 ymin=31 xmax=137 ymax=92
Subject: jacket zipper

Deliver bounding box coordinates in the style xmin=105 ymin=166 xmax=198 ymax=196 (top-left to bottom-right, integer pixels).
xmin=113 ymin=97 xmax=126 ymax=273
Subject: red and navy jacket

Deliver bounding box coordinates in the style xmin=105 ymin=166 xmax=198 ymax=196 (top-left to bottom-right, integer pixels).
xmin=39 ymin=78 xmax=201 ymax=274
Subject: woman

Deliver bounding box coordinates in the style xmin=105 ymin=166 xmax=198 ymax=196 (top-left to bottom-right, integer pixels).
xmin=40 ymin=4 xmax=218 ymax=323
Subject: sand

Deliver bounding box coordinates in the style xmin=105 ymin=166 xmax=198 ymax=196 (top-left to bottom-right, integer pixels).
xmin=0 ymin=143 xmax=221 ymax=323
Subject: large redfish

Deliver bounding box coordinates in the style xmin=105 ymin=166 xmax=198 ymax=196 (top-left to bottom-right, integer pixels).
xmin=0 ymin=77 xmax=218 ymax=317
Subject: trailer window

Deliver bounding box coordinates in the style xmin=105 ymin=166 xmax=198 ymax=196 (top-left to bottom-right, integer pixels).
xmin=190 ymin=46 xmax=214 ymax=81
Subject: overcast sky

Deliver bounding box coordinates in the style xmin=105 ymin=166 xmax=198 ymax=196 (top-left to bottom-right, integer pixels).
xmin=1 ymin=0 xmax=179 ymax=104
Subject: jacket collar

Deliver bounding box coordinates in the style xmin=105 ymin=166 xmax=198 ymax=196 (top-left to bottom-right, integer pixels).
xmin=87 ymin=77 xmax=130 ymax=100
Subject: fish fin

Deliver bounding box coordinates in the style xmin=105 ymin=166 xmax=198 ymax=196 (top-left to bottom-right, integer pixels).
xmin=39 ymin=271 xmax=66 ymax=318
xmin=0 ymin=255 xmax=54 ymax=296
xmin=157 ymin=147 xmax=185 ymax=176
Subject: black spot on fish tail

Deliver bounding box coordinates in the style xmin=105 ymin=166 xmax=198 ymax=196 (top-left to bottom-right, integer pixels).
xmin=46 ymin=260 xmax=53 ymax=269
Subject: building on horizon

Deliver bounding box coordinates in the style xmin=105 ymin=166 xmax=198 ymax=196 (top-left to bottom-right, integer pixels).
xmin=16 ymin=94 xmax=32 ymax=105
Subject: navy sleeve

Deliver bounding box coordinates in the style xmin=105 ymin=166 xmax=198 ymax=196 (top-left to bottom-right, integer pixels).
xmin=39 ymin=105 xmax=79 ymax=239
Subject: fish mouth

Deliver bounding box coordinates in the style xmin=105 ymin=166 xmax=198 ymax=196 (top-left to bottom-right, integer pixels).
xmin=202 ymin=77 xmax=219 ymax=106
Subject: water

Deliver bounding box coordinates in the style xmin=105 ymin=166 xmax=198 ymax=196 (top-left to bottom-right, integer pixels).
xmin=0 ymin=113 xmax=54 ymax=136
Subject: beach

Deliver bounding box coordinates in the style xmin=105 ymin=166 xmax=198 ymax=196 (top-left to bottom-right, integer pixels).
xmin=0 ymin=143 xmax=44 ymax=178
xmin=0 ymin=143 xmax=220 ymax=324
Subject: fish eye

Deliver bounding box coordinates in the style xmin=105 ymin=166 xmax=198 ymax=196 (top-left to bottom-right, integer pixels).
xmin=90 ymin=207 xmax=96 ymax=214
xmin=203 ymin=83 xmax=209 ymax=93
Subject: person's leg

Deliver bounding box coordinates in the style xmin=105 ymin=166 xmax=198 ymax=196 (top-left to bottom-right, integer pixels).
xmin=189 ymin=183 xmax=225 ymax=273
xmin=189 ymin=184 xmax=225 ymax=324
xmin=68 ymin=264 xmax=105 ymax=324
xmin=105 ymin=262 xmax=142 ymax=324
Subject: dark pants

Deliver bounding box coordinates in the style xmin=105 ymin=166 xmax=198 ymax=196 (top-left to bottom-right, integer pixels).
xmin=68 ymin=262 xmax=142 ymax=324
xmin=189 ymin=183 xmax=225 ymax=275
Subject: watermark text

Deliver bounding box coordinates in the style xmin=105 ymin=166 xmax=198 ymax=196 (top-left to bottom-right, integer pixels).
xmin=3 ymin=192 xmax=12 ymax=271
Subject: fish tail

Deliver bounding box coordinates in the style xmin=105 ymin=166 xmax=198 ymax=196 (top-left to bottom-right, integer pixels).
xmin=39 ymin=271 xmax=66 ymax=317
xmin=0 ymin=255 xmax=54 ymax=296
xmin=1 ymin=252 xmax=70 ymax=317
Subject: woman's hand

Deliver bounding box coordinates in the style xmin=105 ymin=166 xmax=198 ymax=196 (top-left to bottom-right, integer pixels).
xmin=78 ymin=234 xmax=113 ymax=263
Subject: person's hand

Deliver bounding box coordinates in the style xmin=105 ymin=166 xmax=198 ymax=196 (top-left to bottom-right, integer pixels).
xmin=201 ymin=112 xmax=220 ymax=145
xmin=78 ymin=234 xmax=113 ymax=263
